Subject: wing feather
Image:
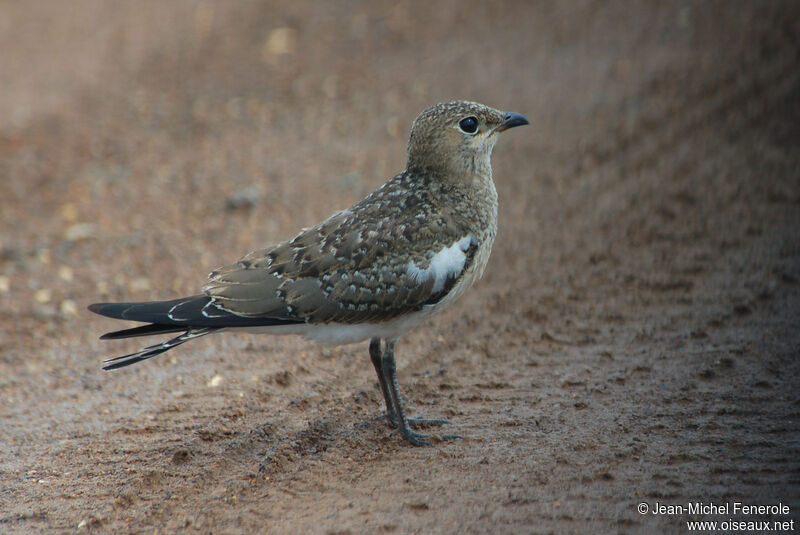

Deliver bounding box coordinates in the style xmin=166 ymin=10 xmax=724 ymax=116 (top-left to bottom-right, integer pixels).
xmin=204 ymin=173 xmax=481 ymax=324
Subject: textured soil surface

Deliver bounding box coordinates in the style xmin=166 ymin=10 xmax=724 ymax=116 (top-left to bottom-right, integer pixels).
xmin=1 ymin=2 xmax=799 ymax=533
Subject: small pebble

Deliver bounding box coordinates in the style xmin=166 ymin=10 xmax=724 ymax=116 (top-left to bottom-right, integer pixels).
xmin=64 ymin=223 xmax=96 ymax=241
xmin=58 ymin=266 xmax=74 ymax=281
xmin=129 ymin=277 xmax=150 ymax=292
xmin=60 ymin=299 xmax=78 ymax=316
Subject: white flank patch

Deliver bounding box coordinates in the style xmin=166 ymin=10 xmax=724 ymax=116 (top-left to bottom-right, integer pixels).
xmin=406 ymin=234 xmax=475 ymax=293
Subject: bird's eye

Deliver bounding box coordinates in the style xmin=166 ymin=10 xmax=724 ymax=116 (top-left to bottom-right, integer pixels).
xmin=458 ymin=116 xmax=479 ymax=134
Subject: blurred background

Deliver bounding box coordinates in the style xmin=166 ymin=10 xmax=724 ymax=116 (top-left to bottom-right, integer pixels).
xmin=1 ymin=2 xmax=798 ymax=533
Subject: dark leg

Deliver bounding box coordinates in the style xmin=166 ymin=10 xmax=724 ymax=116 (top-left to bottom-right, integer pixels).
xmin=380 ymin=338 xmax=459 ymax=446
xmin=369 ymin=337 xmax=398 ymax=428
xmin=380 ymin=338 xmax=429 ymax=445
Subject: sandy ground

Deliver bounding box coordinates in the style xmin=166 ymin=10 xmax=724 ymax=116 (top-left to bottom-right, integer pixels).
xmin=1 ymin=1 xmax=799 ymax=533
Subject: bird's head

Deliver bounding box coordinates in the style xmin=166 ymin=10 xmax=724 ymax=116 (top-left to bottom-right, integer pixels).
xmin=406 ymin=100 xmax=528 ymax=181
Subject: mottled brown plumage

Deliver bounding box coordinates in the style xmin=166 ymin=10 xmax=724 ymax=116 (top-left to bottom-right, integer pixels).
xmin=206 ymin=174 xmax=478 ymax=323
xmin=90 ymin=100 xmax=528 ymax=445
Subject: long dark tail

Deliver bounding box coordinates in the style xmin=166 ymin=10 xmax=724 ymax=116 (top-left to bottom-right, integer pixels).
xmin=89 ymin=295 xmax=300 ymax=370
xmin=101 ymin=327 xmax=219 ymax=370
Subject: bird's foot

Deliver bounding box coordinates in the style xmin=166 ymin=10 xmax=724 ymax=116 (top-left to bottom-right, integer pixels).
xmin=406 ymin=416 xmax=452 ymax=429
xmin=373 ymin=411 xmax=400 ymax=429
xmin=375 ymin=414 xmax=452 ymax=430
xmin=401 ymin=427 xmax=433 ymax=447
xmin=397 ymin=424 xmax=462 ymax=447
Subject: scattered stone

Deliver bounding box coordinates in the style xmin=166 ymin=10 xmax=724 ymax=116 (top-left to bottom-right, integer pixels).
xmin=273 ymin=370 xmax=292 ymax=387
xmin=171 ymin=449 xmax=192 ymax=464
xmin=225 ymin=187 xmax=260 ymax=210
xmin=64 ymin=223 xmax=97 ymax=242
xmin=34 ymin=288 xmax=51 ymax=303
xmin=60 ymin=299 xmax=78 ymax=316
xmin=58 ymin=265 xmax=74 ymax=281
xmin=262 ymin=27 xmax=297 ymax=59
xmin=128 ymin=277 xmax=151 ymax=292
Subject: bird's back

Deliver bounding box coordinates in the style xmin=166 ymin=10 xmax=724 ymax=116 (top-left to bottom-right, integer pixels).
xmin=204 ymin=168 xmax=498 ymax=328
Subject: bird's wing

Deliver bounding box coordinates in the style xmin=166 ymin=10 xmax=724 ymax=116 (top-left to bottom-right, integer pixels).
xmin=204 ymin=177 xmax=479 ymax=324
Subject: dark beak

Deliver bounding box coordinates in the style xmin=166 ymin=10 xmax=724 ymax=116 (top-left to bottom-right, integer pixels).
xmin=495 ymin=112 xmax=529 ymax=132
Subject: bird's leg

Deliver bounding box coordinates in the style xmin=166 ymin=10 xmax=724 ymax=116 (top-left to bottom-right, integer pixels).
xmin=381 ymin=338 xmax=428 ymax=445
xmin=380 ymin=338 xmax=460 ymax=446
xmin=369 ymin=337 xmax=398 ymax=428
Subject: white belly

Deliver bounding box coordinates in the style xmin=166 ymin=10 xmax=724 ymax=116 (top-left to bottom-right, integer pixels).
xmin=239 ymin=308 xmax=434 ymax=345
xmin=239 ymin=231 xmax=495 ymax=346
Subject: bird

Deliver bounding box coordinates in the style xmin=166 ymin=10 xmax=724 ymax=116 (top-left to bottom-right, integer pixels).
xmin=89 ymin=100 xmax=528 ymax=446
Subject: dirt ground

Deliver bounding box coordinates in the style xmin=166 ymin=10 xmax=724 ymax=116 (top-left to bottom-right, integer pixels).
xmin=1 ymin=2 xmax=799 ymax=533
